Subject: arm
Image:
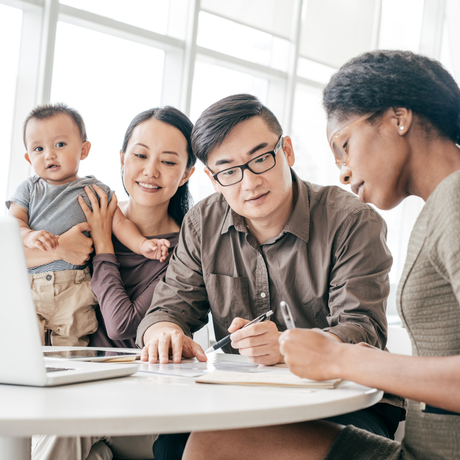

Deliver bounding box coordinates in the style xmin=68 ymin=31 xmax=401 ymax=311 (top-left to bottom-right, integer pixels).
xmin=78 ymin=185 xmax=160 ymax=340
xmin=92 ymin=253 xmax=167 ymax=340
xmin=136 ymin=213 xmax=211 ymax=363
xmin=325 ymin=208 xmax=392 ymax=348
xmin=8 ymin=203 xmax=59 ymax=251
xmin=279 ymin=328 xmax=460 ymax=413
xmin=112 ymin=208 xmax=170 ymax=262
xmin=22 ymin=223 xmax=93 ymax=268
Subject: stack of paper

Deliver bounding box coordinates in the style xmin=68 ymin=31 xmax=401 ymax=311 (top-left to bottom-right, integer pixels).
xmin=195 ymin=370 xmax=341 ymax=388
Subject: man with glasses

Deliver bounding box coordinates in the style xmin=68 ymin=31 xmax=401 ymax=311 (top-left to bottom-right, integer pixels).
xmin=136 ymin=94 xmax=403 ymax=440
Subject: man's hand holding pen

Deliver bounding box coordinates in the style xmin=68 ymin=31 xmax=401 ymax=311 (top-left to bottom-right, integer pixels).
xmin=227 ymin=316 xmax=283 ymax=366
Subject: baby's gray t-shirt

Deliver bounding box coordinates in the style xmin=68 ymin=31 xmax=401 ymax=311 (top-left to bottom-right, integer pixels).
xmin=6 ymin=175 xmax=112 ymax=274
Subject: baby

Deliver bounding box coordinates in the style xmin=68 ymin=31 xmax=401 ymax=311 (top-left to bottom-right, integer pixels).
xmin=7 ymin=103 xmax=169 ymax=346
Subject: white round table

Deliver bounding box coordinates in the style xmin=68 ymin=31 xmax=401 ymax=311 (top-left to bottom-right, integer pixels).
xmin=0 ymin=354 xmax=383 ymax=459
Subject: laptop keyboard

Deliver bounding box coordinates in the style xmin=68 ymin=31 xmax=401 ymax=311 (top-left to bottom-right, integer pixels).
xmin=46 ymin=367 xmax=74 ymax=373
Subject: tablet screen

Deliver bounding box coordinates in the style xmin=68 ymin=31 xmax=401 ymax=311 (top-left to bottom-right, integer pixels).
xmin=43 ymin=349 xmax=140 ymax=360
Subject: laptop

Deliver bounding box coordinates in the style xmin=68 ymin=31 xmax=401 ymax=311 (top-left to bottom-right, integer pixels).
xmin=0 ymin=216 xmax=138 ymax=386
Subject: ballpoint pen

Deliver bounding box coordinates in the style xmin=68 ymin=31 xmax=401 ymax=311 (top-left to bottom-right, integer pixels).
xmin=205 ymin=310 xmax=274 ymax=354
xmin=280 ymin=301 xmax=296 ymax=329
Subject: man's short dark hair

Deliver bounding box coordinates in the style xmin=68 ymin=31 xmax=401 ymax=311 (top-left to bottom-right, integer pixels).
xmin=191 ymin=94 xmax=283 ymax=164
xmin=23 ymin=102 xmax=87 ymax=147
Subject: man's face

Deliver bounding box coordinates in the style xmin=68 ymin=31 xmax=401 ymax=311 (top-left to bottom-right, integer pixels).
xmin=205 ymin=116 xmax=295 ymax=225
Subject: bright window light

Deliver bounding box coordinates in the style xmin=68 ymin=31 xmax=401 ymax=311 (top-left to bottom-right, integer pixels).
xmin=51 ymin=22 xmax=164 ymax=200
xmin=379 ymin=0 xmax=424 ymax=51
xmin=197 ymin=12 xmax=290 ymax=71
xmin=291 ymin=84 xmax=338 ymax=188
xmin=297 ymin=58 xmax=337 ymax=85
xmin=60 ymin=0 xmax=170 ymax=35
xmin=0 ymin=4 xmax=22 ymax=216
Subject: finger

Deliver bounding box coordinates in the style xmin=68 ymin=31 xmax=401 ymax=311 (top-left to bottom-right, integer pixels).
xmin=44 ymin=234 xmax=59 ymax=250
xmin=158 ymin=334 xmax=172 ymax=364
xmin=77 ymin=195 xmax=92 ymax=219
xmin=35 ymin=240 xmax=48 ymax=252
xmin=171 ymin=332 xmax=184 ymax=364
xmin=231 ymin=321 xmax=272 ymax=341
xmin=159 ymin=239 xmax=170 ymax=248
xmin=40 ymin=239 xmax=53 ymax=252
xmin=84 ymin=185 xmax=100 ymax=210
xmin=192 ymin=342 xmax=208 ymax=362
xmin=93 ymin=184 xmax=108 ymax=208
xmin=108 ymin=192 xmax=118 ymax=215
xmin=228 ymin=317 xmax=249 ymax=333
xmin=148 ymin=341 xmax=159 ymax=364
xmin=75 ymin=222 xmax=92 ymax=233
xmin=140 ymin=345 xmax=150 ymax=362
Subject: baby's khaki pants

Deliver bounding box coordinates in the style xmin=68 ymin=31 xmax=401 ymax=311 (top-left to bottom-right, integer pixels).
xmin=29 ymin=267 xmax=98 ymax=346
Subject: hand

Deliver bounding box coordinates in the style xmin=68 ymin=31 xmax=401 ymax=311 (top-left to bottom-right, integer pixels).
xmin=229 ymin=318 xmax=282 ymax=365
xmin=55 ymin=222 xmax=94 ymax=265
xmin=78 ymin=185 xmax=118 ymax=254
xmin=140 ymin=322 xmax=207 ymax=364
xmin=141 ymin=238 xmax=170 ymax=262
xmin=279 ymin=328 xmax=343 ymax=380
xmin=25 ymin=230 xmax=59 ymax=251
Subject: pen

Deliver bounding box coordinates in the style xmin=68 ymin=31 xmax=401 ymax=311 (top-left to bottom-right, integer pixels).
xmin=205 ymin=310 xmax=274 ymax=354
xmin=280 ymin=301 xmax=296 ymax=329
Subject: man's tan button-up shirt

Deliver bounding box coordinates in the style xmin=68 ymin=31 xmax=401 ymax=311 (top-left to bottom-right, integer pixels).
xmin=137 ymin=172 xmax=392 ymax=352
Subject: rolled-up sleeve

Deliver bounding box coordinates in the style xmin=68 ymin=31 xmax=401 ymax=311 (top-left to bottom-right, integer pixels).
xmin=324 ymin=208 xmax=392 ymax=348
xmin=136 ymin=212 xmax=211 ymax=347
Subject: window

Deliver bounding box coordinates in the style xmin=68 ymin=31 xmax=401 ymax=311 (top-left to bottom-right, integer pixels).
xmin=51 ymin=22 xmax=164 ymax=200
xmin=0 ymin=4 xmax=22 ymax=216
xmin=4 ymin=0 xmax=460 ymax=325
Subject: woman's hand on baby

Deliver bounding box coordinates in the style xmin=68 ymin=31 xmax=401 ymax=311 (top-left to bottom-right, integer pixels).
xmin=141 ymin=238 xmax=170 ymax=262
xmin=55 ymin=223 xmax=93 ymax=265
xmin=78 ymin=185 xmax=118 ymax=254
xmin=25 ymin=230 xmax=59 ymax=251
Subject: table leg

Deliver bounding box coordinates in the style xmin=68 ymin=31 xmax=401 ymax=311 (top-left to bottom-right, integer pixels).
xmin=0 ymin=436 xmax=31 ymax=460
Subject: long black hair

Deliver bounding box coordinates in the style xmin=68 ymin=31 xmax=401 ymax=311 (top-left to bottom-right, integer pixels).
xmin=121 ymin=106 xmax=196 ymax=226
xmin=323 ymin=50 xmax=460 ymax=145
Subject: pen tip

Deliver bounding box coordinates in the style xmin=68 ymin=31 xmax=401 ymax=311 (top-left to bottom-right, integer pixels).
xmin=204 ymin=347 xmax=214 ymax=354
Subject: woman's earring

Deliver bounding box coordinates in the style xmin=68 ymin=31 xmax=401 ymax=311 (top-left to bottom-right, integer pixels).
xmin=399 ymin=126 xmax=405 ymax=131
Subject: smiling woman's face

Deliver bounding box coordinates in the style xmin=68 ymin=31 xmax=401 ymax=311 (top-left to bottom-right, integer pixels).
xmin=121 ymin=118 xmax=193 ymax=209
xmin=326 ymin=109 xmax=411 ymax=211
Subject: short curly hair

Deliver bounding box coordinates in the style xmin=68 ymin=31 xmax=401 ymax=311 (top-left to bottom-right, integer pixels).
xmin=23 ymin=102 xmax=87 ymax=146
xmin=323 ymin=50 xmax=460 ymax=145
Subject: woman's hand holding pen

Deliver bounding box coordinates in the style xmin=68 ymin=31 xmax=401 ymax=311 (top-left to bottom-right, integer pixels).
xmin=229 ymin=317 xmax=283 ymax=366
xmin=279 ymin=328 xmax=344 ymax=381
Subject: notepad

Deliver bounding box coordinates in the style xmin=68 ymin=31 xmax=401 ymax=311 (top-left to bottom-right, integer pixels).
xmin=195 ymin=370 xmax=342 ymax=388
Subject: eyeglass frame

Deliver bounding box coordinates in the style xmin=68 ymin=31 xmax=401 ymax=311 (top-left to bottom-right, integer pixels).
xmin=208 ymin=134 xmax=284 ymax=187
xmin=329 ymin=112 xmax=375 ymax=169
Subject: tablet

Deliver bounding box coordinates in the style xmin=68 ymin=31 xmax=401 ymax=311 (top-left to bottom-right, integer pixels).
xmin=43 ymin=349 xmax=141 ymax=362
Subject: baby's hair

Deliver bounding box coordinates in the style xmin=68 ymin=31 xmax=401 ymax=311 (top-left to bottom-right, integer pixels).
xmin=23 ymin=102 xmax=87 ymax=147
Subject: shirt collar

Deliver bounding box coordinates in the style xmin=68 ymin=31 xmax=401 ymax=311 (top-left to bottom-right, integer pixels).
xmin=220 ymin=170 xmax=310 ymax=244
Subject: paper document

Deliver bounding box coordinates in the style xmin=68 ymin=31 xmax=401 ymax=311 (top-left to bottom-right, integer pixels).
xmin=137 ymin=359 xmax=268 ymax=378
xmin=195 ymin=370 xmax=342 ymax=389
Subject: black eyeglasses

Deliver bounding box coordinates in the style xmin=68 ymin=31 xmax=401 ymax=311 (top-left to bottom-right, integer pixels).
xmin=209 ymin=135 xmax=283 ymax=187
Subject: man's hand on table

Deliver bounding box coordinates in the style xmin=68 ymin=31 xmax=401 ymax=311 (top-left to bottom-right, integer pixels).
xmin=141 ymin=322 xmax=207 ymax=364
xmin=228 ymin=317 xmax=283 ymax=366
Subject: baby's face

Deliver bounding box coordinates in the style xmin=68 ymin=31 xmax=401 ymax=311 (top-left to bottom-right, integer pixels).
xmin=24 ymin=114 xmax=90 ymax=186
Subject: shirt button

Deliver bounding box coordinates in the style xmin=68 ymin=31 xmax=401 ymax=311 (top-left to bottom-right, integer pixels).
xmin=46 ymin=274 xmax=52 ymax=281
xmin=260 ymin=292 xmax=266 ymax=298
